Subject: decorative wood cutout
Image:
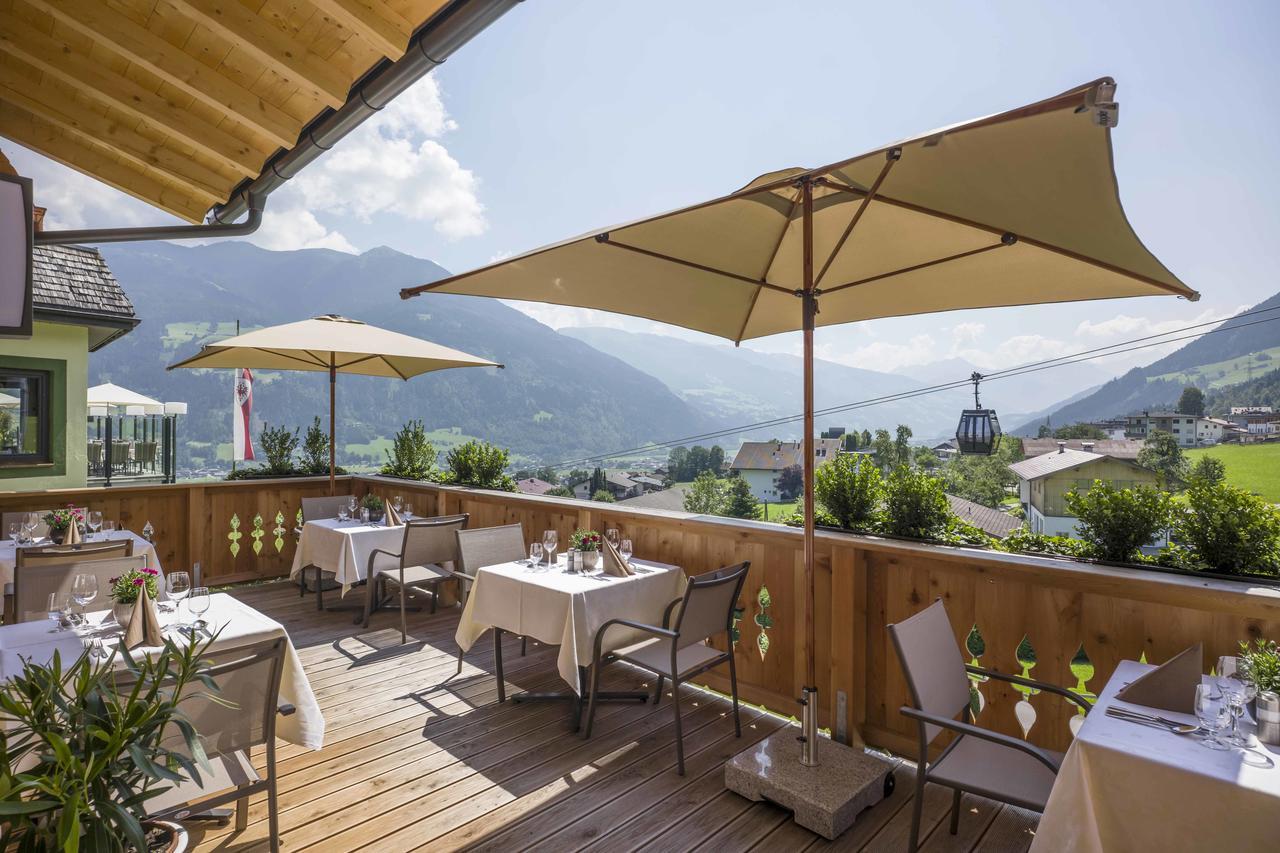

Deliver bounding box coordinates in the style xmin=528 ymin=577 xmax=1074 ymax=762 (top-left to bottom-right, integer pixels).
xmin=754 ymin=586 xmax=773 ymax=660
xmin=965 ymin=624 xmax=988 ymax=717
xmin=251 ymin=513 xmax=265 ymax=555
xmin=228 ymin=514 xmax=242 ymax=558
xmin=1013 ymin=633 xmax=1039 ymax=739
xmin=273 ymin=511 xmax=286 ymax=553
xmin=731 ymin=606 xmax=744 ymax=647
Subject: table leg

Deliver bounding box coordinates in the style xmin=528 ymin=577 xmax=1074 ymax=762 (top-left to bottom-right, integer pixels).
xmin=510 ymin=664 xmax=649 ymax=731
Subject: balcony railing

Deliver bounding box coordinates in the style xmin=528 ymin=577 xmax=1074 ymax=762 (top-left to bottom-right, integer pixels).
xmin=3 ymin=473 xmax=1277 ymax=756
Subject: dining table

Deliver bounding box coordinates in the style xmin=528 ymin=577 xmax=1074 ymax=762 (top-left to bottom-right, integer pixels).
xmin=1 ymin=529 xmax=163 ymax=594
xmin=0 ymin=592 xmax=324 ymax=750
xmin=290 ymin=516 xmax=405 ymax=597
xmin=455 ymin=554 xmax=687 ymax=724
xmin=1031 ymin=659 xmax=1280 ymax=852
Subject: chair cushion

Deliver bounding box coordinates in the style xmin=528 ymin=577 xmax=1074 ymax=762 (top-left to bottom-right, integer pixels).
xmin=145 ymin=750 xmax=259 ymax=818
xmin=928 ymin=733 xmax=1063 ymax=811
xmin=376 ymin=563 xmax=451 ymax=587
xmin=613 ymin=637 xmax=725 ymax=678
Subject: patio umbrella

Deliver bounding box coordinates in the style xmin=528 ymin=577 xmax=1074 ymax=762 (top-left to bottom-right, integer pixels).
xmin=87 ymin=382 xmax=164 ymax=414
xmin=167 ymin=314 xmax=502 ymax=494
xmin=399 ymin=78 xmax=1198 ymax=763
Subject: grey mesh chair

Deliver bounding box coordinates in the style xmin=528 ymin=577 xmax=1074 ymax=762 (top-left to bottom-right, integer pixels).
xmin=143 ymin=637 xmax=293 ymax=852
xmin=296 ymin=494 xmax=354 ymax=609
xmin=13 ymin=555 xmax=146 ymax=624
xmin=583 ymin=561 xmax=749 ymax=775
xmin=15 ymin=538 xmax=134 ymax=567
xmin=363 ymin=513 xmax=469 ymax=643
xmin=888 ymin=599 xmax=1091 ymax=853
xmin=454 ymin=523 xmax=529 ymax=687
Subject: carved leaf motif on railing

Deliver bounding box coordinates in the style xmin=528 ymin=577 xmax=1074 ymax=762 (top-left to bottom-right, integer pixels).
xmin=228 ymin=514 xmax=242 ymax=558
xmin=754 ymin=586 xmax=773 ymax=660
xmin=731 ymin=606 xmax=744 ymax=647
xmin=966 ymin=624 xmax=987 ymax=717
xmin=273 ymin=511 xmax=286 ymax=553
xmin=1014 ymin=633 xmax=1039 ymax=739
xmin=251 ymin=514 xmax=265 ymax=556
xmin=1068 ymin=643 xmax=1096 ymax=736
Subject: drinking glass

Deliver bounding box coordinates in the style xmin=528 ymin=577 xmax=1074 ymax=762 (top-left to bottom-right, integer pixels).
xmin=7 ymin=522 xmax=19 ymax=542
xmin=71 ymin=573 xmax=98 ymax=629
xmin=1213 ymin=655 xmax=1236 ymax=698
xmin=188 ymin=586 xmax=211 ymax=631
xmin=1194 ymin=683 xmax=1230 ymax=750
xmin=619 ymin=538 xmax=633 ymax=565
xmin=87 ymin=511 xmax=103 ymax=541
xmin=605 ymin=529 xmax=620 ymax=549
xmin=528 ymin=542 xmax=544 ymax=568
xmin=103 ymin=520 xmax=117 ymax=537
xmin=347 ymin=496 xmax=358 ymax=518
xmin=403 ymin=504 xmax=414 ymax=521
xmin=337 ymin=504 xmax=350 ymax=523
xmin=47 ymin=593 xmax=69 ymax=632
xmin=1221 ymin=678 xmax=1257 ymax=747
xmin=167 ymin=571 xmax=191 ymax=628
xmin=393 ymin=495 xmax=403 ymax=514
xmin=23 ymin=512 xmax=40 ymax=543
xmin=542 ymin=530 xmax=558 ymax=567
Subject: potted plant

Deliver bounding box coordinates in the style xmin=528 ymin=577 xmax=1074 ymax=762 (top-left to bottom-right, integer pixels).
xmin=570 ymin=529 xmax=603 ymax=570
xmin=1237 ymin=639 xmax=1280 ymax=696
xmin=361 ymin=493 xmax=385 ymax=524
xmin=109 ymin=565 xmax=162 ymax=626
xmin=43 ymin=504 xmax=85 ymax=544
xmin=0 ymin=632 xmax=220 ymax=851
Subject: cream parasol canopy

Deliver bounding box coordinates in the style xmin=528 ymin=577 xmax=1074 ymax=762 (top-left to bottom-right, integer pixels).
xmin=401 ymin=78 xmax=1197 ymax=764
xmin=167 ymin=314 xmax=502 ymax=493
xmin=87 ymin=382 xmax=164 ymax=414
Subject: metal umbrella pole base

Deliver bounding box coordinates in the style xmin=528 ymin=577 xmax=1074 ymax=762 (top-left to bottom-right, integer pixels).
xmin=725 ymin=689 xmax=895 ymax=840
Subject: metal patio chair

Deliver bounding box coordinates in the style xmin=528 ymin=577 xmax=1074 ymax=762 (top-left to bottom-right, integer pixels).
xmin=296 ymin=494 xmax=355 ymax=609
xmin=454 ymin=523 xmax=529 ymax=690
xmin=363 ymin=513 xmax=469 ymax=643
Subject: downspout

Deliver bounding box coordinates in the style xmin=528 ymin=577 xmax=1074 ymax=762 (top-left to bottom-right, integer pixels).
xmin=34 ymin=0 xmax=520 ymax=246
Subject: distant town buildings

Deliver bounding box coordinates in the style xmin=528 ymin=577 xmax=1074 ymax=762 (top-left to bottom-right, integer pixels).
xmin=1008 ymin=446 xmax=1161 ymax=538
xmin=1124 ymin=411 xmax=1243 ymax=447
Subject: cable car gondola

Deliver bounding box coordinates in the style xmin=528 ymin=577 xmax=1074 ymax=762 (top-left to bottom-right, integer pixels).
xmin=955 ymin=372 xmax=1001 ymax=455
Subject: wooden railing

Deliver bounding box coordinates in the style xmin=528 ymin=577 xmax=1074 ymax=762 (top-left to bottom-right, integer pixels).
xmin=5 ymin=474 xmax=1279 ymax=755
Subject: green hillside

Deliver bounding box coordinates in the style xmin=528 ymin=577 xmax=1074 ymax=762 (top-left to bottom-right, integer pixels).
xmin=1148 ymin=347 xmax=1280 ymax=389
xmin=1186 ymin=444 xmax=1280 ymax=501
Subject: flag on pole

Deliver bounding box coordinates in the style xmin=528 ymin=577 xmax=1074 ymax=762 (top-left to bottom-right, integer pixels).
xmin=232 ymin=367 xmax=255 ymax=462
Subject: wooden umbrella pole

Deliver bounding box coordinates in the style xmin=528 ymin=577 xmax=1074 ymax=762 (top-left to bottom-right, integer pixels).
xmin=328 ymin=358 xmax=337 ymax=497
xmin=800 ymin=176 xmax=819 ymax=767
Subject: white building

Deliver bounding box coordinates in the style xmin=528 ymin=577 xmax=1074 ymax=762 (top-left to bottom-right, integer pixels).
xmin=729 ymin=438 xmax=843 ymax=501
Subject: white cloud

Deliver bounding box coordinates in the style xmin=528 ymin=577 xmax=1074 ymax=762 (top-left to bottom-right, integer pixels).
xmin=953 ymin=334 xmax=1073 ymax=369
xmin=820 ymin=334 xmax=940 ymax=372
xmin=247 ymin=207 xmax=357 ymax=253
xmin=950 ymin=322 xmax=985 ymax=346
xmin=5 ymin=145 xmax=166 ymax=230
xmin=1075 ymin=306 xmax=1248 ymax=340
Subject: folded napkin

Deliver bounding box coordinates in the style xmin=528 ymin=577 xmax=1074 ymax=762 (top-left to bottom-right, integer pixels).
xmin=124 ymin=582 xmax=165 ymax=649
xmin=1114 ymin=643 xmax=1202 ymax=713
xmin=62 ymin=522 xmax=81 ymax=545
xmin=384 ymin=504 xmax=403 ymax=526
xmin=600 ymin=538 xmax=633 ymax=577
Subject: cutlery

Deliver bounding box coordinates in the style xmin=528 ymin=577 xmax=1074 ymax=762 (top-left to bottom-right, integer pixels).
xmin=1105 ymin=707 xmax=1199 ymax=735
xmin=1109 ymin=706 xmax=1189 ymax=728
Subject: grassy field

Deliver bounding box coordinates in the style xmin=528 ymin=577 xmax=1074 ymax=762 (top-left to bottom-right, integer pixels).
xmin=759 ymin=499 xmax=798 ymax=522
xmin=1186 ymin=442 xmax=1280 ymax=501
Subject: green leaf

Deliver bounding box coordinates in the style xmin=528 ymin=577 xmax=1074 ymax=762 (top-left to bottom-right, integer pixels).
xmin=0 ymin=799 xmax=59 ymax=815
xmin=99 ymin=799 xmax=148 ymax=853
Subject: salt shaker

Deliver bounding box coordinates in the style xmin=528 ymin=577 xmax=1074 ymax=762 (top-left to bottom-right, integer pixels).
xmin=1258 ymin=691 xmax=1280 ymax=746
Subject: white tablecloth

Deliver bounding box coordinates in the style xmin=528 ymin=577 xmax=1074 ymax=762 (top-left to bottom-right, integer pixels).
xmin=0 ymin=593 xmax=323 ymax=749
xmin=290 ymin=518 xmax=404 ymax=593
xmin=1032 ymin=659 xmax=1280 ymax=852
xmin=1 ymin=530 xmax=162 ymax=591
xmin=456 ymin=556 xmax=686 ymax=692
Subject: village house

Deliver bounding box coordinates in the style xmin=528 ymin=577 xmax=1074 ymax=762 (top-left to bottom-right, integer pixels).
xmin=729 ymin=438 xmax=842 ymax=502
xmin=1008 ymin=445 xmax=1163 ymax=539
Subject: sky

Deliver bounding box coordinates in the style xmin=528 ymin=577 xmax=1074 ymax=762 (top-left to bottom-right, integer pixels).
xmin=8 ymin=0 xmax=1279 ymax=389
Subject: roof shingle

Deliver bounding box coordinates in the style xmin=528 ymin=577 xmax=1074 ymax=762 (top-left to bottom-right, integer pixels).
xmin=31 ymin=244 xmax=135 ymax=319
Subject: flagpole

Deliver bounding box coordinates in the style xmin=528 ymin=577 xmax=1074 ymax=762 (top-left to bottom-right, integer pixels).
xmin=231 ymin=319 xmax=240 ymax=476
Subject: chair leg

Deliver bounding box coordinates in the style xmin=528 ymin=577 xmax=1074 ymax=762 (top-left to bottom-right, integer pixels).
xmin=361 ymin=574 xmax=376 ymax=629
xmin=234 ymin=791 xmax=249 ymax=831
xmin=521 ymin=636 xmax=527 ymax=656
xmin=949 ymin=787 xmax=962 ymax=835
xmin=908 ymin=761 xmax=928 ymax=853
xmin=583 ymin=661 xmax=604 ymax=738
xmin=653 ymin=674 xmax=665 ymax=705
xmin=430 ymin=581 xmax=438 ymax=614
xmin=727 ymin=647 xmax=742 ymax=737
xmin=494 ymin=627 xmax=506 ymax=703
xmin=671 ymin=679 xmax=685 ymax=775
xmin=399 ymin=581 xmax=408 ymax=645
xmin=457 ymin=646 xmax=465 ymax=675
xmin=266 ymin=750 xmax=280 ymax=853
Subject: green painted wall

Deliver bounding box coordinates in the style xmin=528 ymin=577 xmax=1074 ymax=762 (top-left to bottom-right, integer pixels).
xmin=1035 ymin=458 xmax=1160 ymax=517
xmin=0 ymin=321 xmax=87 ymax=491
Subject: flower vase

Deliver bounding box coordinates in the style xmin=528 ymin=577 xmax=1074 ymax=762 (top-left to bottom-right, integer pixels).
xmin=113 ymin=600 xmax=133 ymax=627
xmin=583 ymin=550 xmax=600 ymax=571
xmin=49 ymin=528 xmax=65 ymax=545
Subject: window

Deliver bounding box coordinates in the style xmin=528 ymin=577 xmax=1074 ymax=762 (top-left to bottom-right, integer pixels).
xmin=0 ymin=369 xmax=49 ymax=464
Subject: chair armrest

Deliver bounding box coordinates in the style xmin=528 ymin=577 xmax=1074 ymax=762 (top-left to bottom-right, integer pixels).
xmin=592 ymin=617 xmax=677 ymax=664
xmin=966 ymin=665 xmax=1093 ymax=714
xmin=277 ymin=702 xmax=296 ymax=717
xmin=449 ymin=570 xmax=477 ymax=586
xmin=366 ymin=547 xmax=402 ymax=576
xmin=899 ymin=706 xmax=1061 ymax=773
xmin=660 ymin=597 xmax=683 ymax=629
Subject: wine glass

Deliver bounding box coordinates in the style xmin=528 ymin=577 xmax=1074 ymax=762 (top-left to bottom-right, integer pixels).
xmin=528 ymin=542 xmax=543 ymax=569
xmin=87 ymin=511 xmax=103 ymax=542
xmin=71 ymin=573 xmax=98 ymax=630
xmin=103 ymin=520 xmax=117 ymax=538
xmin=47 ymin=593 xmax=69 ymax=633
xmin=167 ymin=571 xmax=191 ymax=629
xmin=619 ymin=538 xmax=633 ymax=566
xmin=188 ymin=587 xmax=211 ymax=632
xmin=347 ymin=496 xmax=358 ymax=518
xmin=1194 ymin=683 xmax=1230 ymax=750
xmin=542 ymin=530 xmax=558 ymax=567
xmin=393 ymin=495 xmax=403 ymax=514
xmin=22 ymin=512 xmax=39 ymax=543
xmin=403 ymin=503 xmax=414 ymax=521
xmin=337 ymin=503 xmax=350 ymax=523
xmin=7 ymin=522 xmax=19 ymax=542
xmin=1221 ymin=678 xmax=1257 ymax=747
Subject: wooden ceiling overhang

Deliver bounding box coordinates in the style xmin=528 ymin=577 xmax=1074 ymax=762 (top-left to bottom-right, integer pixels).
xmin=0 ymin=0 xmax=494 ymax=225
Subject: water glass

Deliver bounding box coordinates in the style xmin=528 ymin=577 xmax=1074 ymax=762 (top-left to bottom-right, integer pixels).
xmin=1194 ymin=683 xmax=1230 ymax=750
xmin=103 ymin=520 xmax=117 ymax=536
xmin=337 ymin=504 xmax=350 ymax=522
xmin=188 ymin=586 xmax=211 ymax=631
xmin=47 ymin=593 xmax=69 ymax=632
xmin=360 ymin=507 xmax=370 ymax=524
xmin=7 ymin=522 xmax=18 ymax=542
xmin=23 ymin=512 xmax=40 ymax=543
xmin=87 ymin=511 xmax=103 ymax=541
xmin=347 ymin=496 xmax=358 ymax=518
xmin=619 ymin=538 xmax=633 ymax=565
xmin=542 ymin=530 xmax=558 ymax=567
xmin=529 ymin=542 xmax=543 ymax=568
xmin=1222 ymin=678 xmax=1258 ymax=747
xmin=403 ymin=504 xmax=414 ymax=521
xmin=393 ymin=495 xmax=403 ymax=513
xmin=167 ymin=571 xmax=191 ymax=627
xmin=71 ymin=573 xmax=98 ymax=628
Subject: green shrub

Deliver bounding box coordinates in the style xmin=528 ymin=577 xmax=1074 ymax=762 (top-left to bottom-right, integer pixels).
xmin=1238 ymin=639 xmax=1280 ymax=693
xmin=782 ymin=506 xmax=840 ymax=528
xmin=1177 ymin=481 xmax=1280 ymax=575
xmin=258 ymin=423 xmax=299 ymax=475
xmin=299 ymin=417 xmax=330 ymax=474
xmin=998 ymin=527 xmax=1090 ymax=559
xmin=882 ymin=465 xmax=950 ymax=539
xmin=380 ymin=419 xmax=437 ymax=480
xmin=1065 ymin=481 xmax=1172 ymax=563
xmin=1188 ymin=455 xmax=1227 ymax=487
xmin=591 ymin=489 xmax=616 ymax=503
xmin=445 ymin=440 xmax=516 ymax=491
xmin=935 ymin=516 xmax=997 ymax=548
xmin=815 ymin=453 xmax=883 ymax=531
xmin=721 ymin=476 xmax=761 ymax=520
xmin=546 ymin=485 xmax=574 ymax=498
xmin=683 ymin=470 xmax=724 ymax=514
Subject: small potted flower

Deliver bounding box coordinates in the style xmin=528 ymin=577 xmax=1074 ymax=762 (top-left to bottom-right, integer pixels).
xmin=361 ymin=493 xmax=385 ymax=524
xmin=43 ymin=504 xmax=85 ymax=544
xmin=1238 ymin=639 xmax=1280 ymax=695
xmin=570 ymin=529 xmax=603 ymax=570
xmin=110 ymin=565 xmax=161 ymax=625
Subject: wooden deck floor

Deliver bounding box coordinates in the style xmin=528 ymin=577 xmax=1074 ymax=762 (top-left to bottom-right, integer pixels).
xmin=189 ymin=581 xmax=1039 ymax=852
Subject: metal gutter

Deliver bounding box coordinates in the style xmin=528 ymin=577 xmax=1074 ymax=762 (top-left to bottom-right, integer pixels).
xmin=34 ymin=0 xmax=519 ymax=245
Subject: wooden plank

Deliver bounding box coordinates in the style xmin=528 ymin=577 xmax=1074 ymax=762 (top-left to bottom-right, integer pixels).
xmin=309 ymin=0 xmax=412 ymax=58
xmin=918 ymin=792 xmax=1002 ymax=853
xmin=27 ymin=0 xmax=298 ymax=148
xmin=166 ymin=0 xmax=351 ymax=108
xmin=971 ymin=804 xmax=1038 ymax=853
xmin=0 ymin=14 xmax=263 ymax=176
